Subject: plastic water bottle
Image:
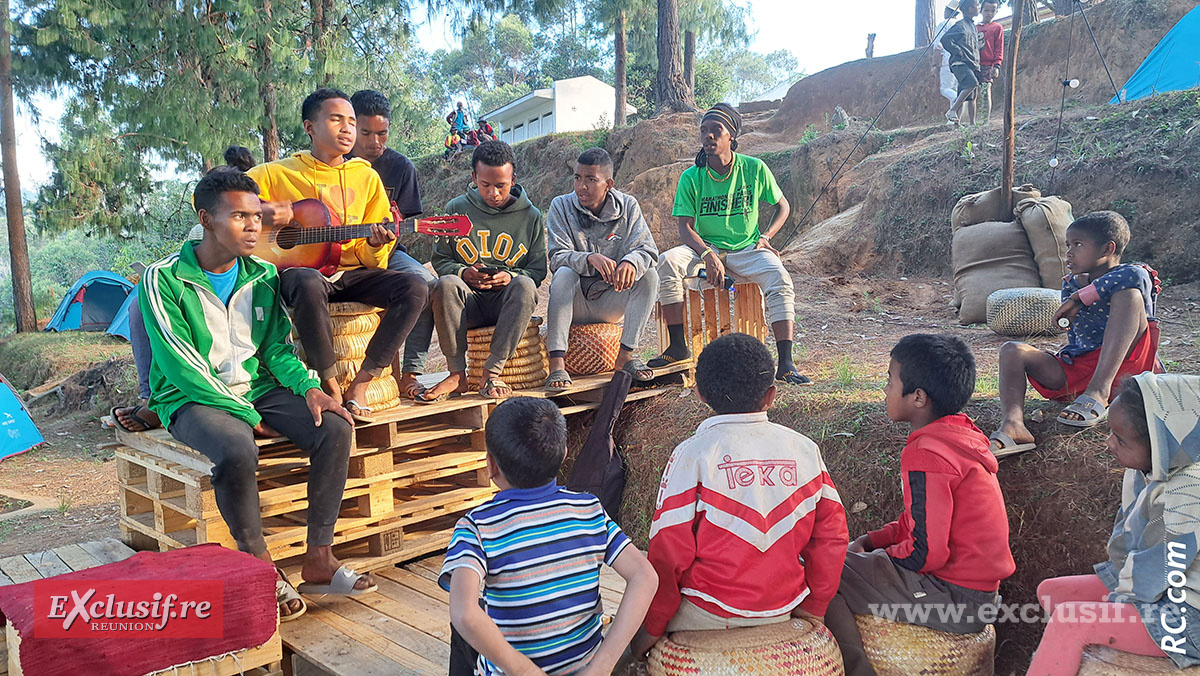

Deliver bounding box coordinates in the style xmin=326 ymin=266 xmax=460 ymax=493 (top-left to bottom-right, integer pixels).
xmin=698 ymin=269 xmax=735 ymax=291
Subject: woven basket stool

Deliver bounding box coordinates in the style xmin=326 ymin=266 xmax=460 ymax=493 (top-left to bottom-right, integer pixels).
xmin=853 ymin=615 xmax=995 ymax=676
xmin=1077 ymin=645 xmax=1200 ymax=675
xmin=466 ymin=317 xmax=547 ymax=391
xmin=325 ymin=302 xmax=400 ymax=412
xmin=986 ymin=287 xmax=1066 ymax=337
xmin=647 ymin=618 xmax=844 ymax=676
xmin=565 ymin=322 xmax=622 ymax=376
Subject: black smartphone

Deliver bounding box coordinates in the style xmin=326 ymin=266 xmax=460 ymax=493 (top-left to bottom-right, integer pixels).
xmin=477 ymin=266 xmax=501 ymax=275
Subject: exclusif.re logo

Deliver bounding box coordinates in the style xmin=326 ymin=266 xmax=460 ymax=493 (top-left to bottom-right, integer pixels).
xmin=34 ymin=579 xmax=224 ymax=638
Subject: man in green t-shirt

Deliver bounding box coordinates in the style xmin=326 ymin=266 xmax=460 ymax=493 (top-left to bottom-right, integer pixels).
xmin=651 ymin=103 xmax=809 ymax=384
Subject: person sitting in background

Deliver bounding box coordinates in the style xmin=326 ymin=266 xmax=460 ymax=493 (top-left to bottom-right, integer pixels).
xmin=348 ymin=89 xmax=439 ymax=400
xmin=631 ymin=333 xmax=847 ymax=659
xmin=1026 ymin=374 xmax=1200 ymax=675
xmin=990 ymin=211 xmax=1162 ymax=455
xmin=476 ymin=119 xmax=494 ymax=142
xmin=544 ymin=147 xmax=659 ymax=391
xmin=825 ymin=334 xmax=1015 ymax=676
xmin=652 ymin=103 xmax=810 ymax=385
xmin=441 ymin=397 xmax=657 ymax=676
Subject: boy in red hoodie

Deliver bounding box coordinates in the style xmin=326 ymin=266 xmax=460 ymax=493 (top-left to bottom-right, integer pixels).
xmin=825 ymin=334 xmax=1015 ymax=676
xmin=631 ymin=333 xmax=848 ymax=659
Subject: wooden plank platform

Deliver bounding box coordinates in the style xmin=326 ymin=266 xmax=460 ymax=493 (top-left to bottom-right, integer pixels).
xmin=281 ymin=553 xmax=628 ymax=676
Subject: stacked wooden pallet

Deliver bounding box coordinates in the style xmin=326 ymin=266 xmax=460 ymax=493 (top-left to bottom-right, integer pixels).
xmin=113 ymin=370 xmax=684 ymax=577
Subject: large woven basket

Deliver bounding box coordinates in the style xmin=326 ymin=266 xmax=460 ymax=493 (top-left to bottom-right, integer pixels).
xmin=853 ymin=615 xmax=995 ymax=676
xmin=565 ymin=322 xmax=622 ymax=376
xmin=326 ymin=302 xmax=399 ymax=412
xmin=648 ymin=618 xmax=844 ymax=676
xmin=466 ymin=317 xmax=547 ymax=391
xmin=1078 ymin=645 xmax=1200 ymax=675
xmin=986 ymin=287 xmax=1066 ymax=337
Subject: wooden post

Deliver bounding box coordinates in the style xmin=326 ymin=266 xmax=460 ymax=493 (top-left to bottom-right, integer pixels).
xmin=1001 ymin=0 xmax=1027 ymax=210
xmin=0 ymin=0 xmax=35 ymax=332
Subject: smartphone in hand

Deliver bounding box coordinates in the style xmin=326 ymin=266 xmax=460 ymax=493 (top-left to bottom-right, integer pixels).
xmin=477 ymin=266 xmax=501 ymax=275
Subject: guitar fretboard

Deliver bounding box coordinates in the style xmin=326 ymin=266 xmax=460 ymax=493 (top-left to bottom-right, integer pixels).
xmin=290 ymin=222 xmax=406 ymax=245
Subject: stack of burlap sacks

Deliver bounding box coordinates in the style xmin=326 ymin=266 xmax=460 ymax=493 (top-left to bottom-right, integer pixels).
xmin=951 ymin=185 xmax=1075 ymax=325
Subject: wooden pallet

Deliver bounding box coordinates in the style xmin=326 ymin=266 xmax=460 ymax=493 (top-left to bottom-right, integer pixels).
xmin=0 ymin=539 xmax=283 ymax=676
xmin=656 ymin=282 xmax=770 ymax=358
xmin=280 ymin=553 xmax=628 ymax=676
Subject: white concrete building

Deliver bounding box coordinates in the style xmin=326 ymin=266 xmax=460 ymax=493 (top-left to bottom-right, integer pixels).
xmin=481 ymin=75 xmax=638 ymax=145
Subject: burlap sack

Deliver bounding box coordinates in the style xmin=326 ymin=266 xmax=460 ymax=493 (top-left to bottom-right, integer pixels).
xmin=952 ymin=221 xmax=1041 ymax=325
xmin=951 ymin=185 xmax=1042 ymax=232
xmin=1014 ymin=196 xmax=1074 ymax=288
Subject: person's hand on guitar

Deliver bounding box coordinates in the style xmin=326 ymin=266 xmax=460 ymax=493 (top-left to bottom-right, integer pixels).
xmin=462 ymin=263 xmax=494 ymax=291
xmin=366 ymin=223 xmax=397 ymax=248
xmin=260 ymin=200 xmax=293 ymax=228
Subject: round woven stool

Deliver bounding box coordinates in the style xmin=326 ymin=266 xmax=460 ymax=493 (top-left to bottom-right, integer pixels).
xmin=648 ymin=618 xmax=844 ymax=676
xmin=986 ymin=287 xmax=1066 ymax=337
xmin=565 ymin=322 xmax=622 ymax=376
xmin=466 ymin=317 xmax=547 ymax=391
xmin=1077 ymin=645 xmax=1200 ymax=675
xmin=325 ymin=302 xmax=400 ymax=412
xmin=853 ymin=615 xmax=995 ymax=676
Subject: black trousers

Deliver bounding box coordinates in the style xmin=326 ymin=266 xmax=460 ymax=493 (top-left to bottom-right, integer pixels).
xmin=168 ymin=387 xmax=353 ymax=556
xmin=280 ymin=267 xmax=427 ymax=381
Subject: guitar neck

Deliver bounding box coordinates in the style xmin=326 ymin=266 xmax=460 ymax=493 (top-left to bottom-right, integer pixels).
xmin=290 ymin=220 xmax=413 ymax=245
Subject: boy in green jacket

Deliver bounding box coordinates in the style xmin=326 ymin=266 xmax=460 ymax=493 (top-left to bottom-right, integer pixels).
xmin=139 ymin=168 xmax=376 ymax=621
xmin=417 ymin=141 xmax=547 ymax=401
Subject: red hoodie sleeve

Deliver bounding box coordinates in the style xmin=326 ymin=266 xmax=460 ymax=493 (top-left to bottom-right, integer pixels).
xmin=644 ymin=450 xmax=700 ymax=637
xmin=797 ymin=478 xmax=849 ymax=616
xmin=867 ymin=521 xmax=902 ymax=550
xmin=884 ymin=460 xmax=956 ymax=575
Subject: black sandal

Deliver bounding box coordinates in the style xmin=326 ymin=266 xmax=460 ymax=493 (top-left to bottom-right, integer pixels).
xmin=647 ymin=351 xmax=689 ymax=368
xmin=776 ymin=369 xmax=813 ymax=386
xmin=111 ymin=404 xmax=160 ymax=433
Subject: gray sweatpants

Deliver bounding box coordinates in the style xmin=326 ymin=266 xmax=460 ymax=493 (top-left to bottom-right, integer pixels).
xmin=825 ymin=550 xmax=1000 ymax=676
xmin=388 ymin=248 xmax=438 ymax=374
xmin=431 ymin=274 xmax=538 ymax=373
xmin=168 ymin=387 xmax=353 ymax=556
xmin=658 ymin=244 xmax=795 ymax=324
xmin=546 ymin=267 xmax=659 ymax=354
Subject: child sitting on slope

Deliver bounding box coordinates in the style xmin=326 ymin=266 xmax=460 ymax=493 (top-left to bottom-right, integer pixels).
xmin=991 ymin=211 xmax=1162 ymax=456
xmin=1027 ymin=374 xmax=1200 ymax=674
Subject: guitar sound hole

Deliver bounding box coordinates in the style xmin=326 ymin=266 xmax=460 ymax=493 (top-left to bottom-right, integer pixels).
xmin=275 ymin=226 xmax=300 ymax=250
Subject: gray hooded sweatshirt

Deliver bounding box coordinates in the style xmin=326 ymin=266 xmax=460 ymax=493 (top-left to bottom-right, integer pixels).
xmin=546 ymin=188 xmax=659 ymax=279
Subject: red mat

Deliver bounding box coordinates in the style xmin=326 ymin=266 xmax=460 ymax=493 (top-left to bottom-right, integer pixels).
xmin=0 ymin=544 xmax=277 ymax=676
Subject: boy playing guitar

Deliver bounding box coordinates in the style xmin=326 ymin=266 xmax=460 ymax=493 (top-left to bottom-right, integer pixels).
xmin=249 ymin=87 xmax=427 ymax=423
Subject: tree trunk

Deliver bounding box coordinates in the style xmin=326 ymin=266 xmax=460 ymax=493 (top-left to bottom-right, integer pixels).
xmin=1022 ymin=0 xmax=1038 ymax=23
xmin=1002 ymin=0 xmax=1027 ymax=210
xmin=259 ymin=0 xmax=279 ymax=162
xmin=0 ymin=0 xmax=34 ymax=332
xmin=312 ymin=0 xmax=333 ymax=85
xmin=866 ymin=33 xmax=876 ymax=58
xmin=915 ymin=0 xmax=936 ymax=47
xmin=683 ymin=29 xmax=695 ymax=98
xmin=614 ymin=10 xmax=628 ymax=127
xmin=655 ymin=0 xmax=694 ymax=114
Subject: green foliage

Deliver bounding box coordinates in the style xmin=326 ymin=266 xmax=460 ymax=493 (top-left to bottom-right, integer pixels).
xmin=706 ymin=49 xmax=804 ymax=104
xmin=693 ymin=57 xmax=733 ymax=109
xmin=799 ymin=124 xmax=819 ymax=144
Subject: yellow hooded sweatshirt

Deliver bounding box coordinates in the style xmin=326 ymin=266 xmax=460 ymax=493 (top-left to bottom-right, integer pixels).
xmin=247 ymin=151 xmax=395 ymax=270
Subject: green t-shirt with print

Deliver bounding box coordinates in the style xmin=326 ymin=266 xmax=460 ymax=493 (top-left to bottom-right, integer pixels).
xmin=671 ymin=153 xmax=783 ymax=251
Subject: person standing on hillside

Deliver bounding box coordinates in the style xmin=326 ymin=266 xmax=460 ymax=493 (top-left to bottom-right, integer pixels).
xmin=651 ymin=103 xmax=810 ymax=385
xmin=942 ymin=0 xmax=982 ymax=126
xmin=977 ymin=0 xmax=1004 ymax=123
xmin=933 ymin=4 xmax=962 ymax=118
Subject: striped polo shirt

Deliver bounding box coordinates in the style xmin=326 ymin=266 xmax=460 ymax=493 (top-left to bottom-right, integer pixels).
xmin=439 ymin=481 xmax=631 ymax=675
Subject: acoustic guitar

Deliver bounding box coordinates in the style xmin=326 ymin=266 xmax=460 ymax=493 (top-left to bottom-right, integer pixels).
xmin=252 ymin=198 xmax=473 ymax=274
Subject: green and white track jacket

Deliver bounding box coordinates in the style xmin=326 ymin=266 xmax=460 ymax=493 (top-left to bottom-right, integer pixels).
xmin=139 ymin=242 xmax=320 ymax=428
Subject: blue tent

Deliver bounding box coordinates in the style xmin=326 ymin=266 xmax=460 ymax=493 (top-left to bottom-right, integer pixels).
xmin=1111 ymin=6 xmax=1200 ymax=103
xmin=44 ymin=270 xmax=134 ymax=336
xmin=105 ymin=290 xmax=136 ymax=341
xmin=0 ymin=373 xmax=43 ymax=462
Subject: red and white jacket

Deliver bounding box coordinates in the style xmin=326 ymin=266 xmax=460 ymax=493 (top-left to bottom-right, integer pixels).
xmin=645 ymin=412 xmax=848 ymax=636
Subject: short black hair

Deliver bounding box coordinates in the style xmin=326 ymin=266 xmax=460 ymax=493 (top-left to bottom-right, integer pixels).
xmin=577 ymin=147 xmax=613 ymax=174
xmin=696 ymin=333 xmax=775 ymax=414
xmin=351 ymin=89 xmax=391 ymax=120
xmin=890 ymin=334 xmax=976 ymax=418
xmin=982 ymin=0 xmax=999 ymax=6
xmin=223 ymin=146 xmax=255 ymax=172
xmin=472 ymin=140 xmax=517 ymax=172
xmin=485 ymin=397 xmax=567 ymax=488
xmin=1067 ymin=210 xmax=1131 ymax=258
xmin=193 ymin=169 xmax=260 ymax=215
xmin=1113 ymin=377 xmax=1151 ymax=450
xmin=301 ymin=88 xmax=351 ymax=123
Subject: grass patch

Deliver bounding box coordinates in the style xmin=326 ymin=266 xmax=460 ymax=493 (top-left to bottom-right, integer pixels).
xmin=0 ymin=332 xmax=131 ymax=390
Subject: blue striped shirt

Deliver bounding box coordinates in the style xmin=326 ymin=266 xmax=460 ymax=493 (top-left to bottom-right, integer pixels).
xmin=439 ymin=482 xmax=631 ymax=675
